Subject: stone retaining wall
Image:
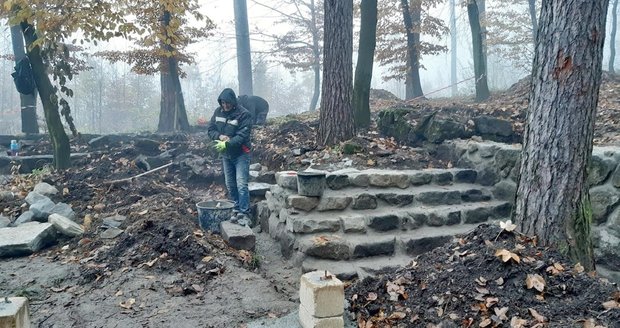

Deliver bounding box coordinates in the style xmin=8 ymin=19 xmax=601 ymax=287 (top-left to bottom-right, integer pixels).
xmin=445 ymin=140 xmax=620 ymax=280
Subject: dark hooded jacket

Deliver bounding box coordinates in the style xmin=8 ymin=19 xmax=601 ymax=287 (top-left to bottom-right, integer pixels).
xmin=237 ymin=95 xmax=269 ymax=125
xmin=208 ymin=88 xmax=253 ymax=157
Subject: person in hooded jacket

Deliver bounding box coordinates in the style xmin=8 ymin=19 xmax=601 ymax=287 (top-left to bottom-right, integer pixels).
xmin=208 ymin=88 xmax=253 ymax=226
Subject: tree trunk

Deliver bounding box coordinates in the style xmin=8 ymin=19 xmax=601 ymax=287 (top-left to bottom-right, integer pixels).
xmin=450 ymin=0 xmax=457 ymax=96
xmin=353 ymin=0 xmax=377 ymax=129
xmin=21 ymin=23 xmax=70 ymax=169
xmin=309 ymin=0 xmax=321 ymax=112
xmin=158 ymin=10 xmax=190 ymax=133
xmin=234 ymin=0 xmax=253 ymax=96
xmin=401 ymin=0 xmax=423 ymax=99
xmin=528 ymin=0 xmax=538 ymax=41
xmin=610 ymin=0 xmax=618 ymax=73
xmin=515 ymin=0 xmax=609 ymax=271
xmin=318 ymin=0 xmax=355 ymax=146
xmin=10 ymin=24 xmax=39 ymax=134
xmin=467 ymin=0 xmax=490 ymax=102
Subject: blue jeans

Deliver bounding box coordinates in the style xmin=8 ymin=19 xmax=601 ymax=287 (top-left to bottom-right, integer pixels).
xmin=222 ymin=153 xmax=250 ymax=215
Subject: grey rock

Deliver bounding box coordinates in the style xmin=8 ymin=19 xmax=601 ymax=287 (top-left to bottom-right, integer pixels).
xmin=135 ymin=155 xmax=167 ymax=171
xmin=461 ymin=189 xmax=492 ymax=202
xmin=302 ymin=236 xmax=350 ymax=260
xmin=453 ymin=169 xmax=477 ymax=183
xmin=368 ymin=173 xmax=391 ymax=188
xmin=478 ymin=144 xmax=499 ymax=158
xmin=341 ymin=214 xmax=367 ymax=233
xmin=477 ymin=166 xmax=501 ymax=186
xmin=588 ymin=155 xmax=617 ymax=186
xmin=256 ymin=171 xmax=276 ymax=184
xmin=220 ymin=221 xmax=256 ymax=250
xmin=423 ymin=118 xmax=469 ymax=143
xmin=49 ymin=214 xmax=84 ymax=237
xmin=367 ymin=214 xmax=400 ymax=231
xmin=404 ymin=235 xmax=453 ymax=256
xmin=445 ymin=211 xmax=462 ymax=225
xmin=275 ymin=171 xmax=298 ymax=191
xmin=326 ymin=174 xmax=350 ymax=190
xmin=415 ymin=190 xmax=461 ymax=205
xmin=473 ymin=116 xmax=514 ymax=139
xmin=0 ymin=223 xmax=57 ymax=257
xmin=249 ymin=163 xmax=262 ymax=171
xmin=0 ymin=216 xmax=10 ymax=228
xmin=316 ymin=196 xmax=352 ymax=211
xmin=33 ymin=184 xmax=59 ymax=198
xmin=255 ymin=201 xmax=270 ymax=232
xmin=352 ymin=193 xmax=377 ymax=210
xmin=249 ymin=171 xmax=260 ymax=181
xmin=352 ymin=237 xmax=395 ymax=258
xmin=432 ymin=172 xmax=453 ymax=185
xmin=102 ymin=215 xmax=127 ymax=228
xmin=0 ymin=191 xmax=14 ymax=201
xmin=409 ymin=172 xmax=432 ymax=186
xmin=88 ymin=135 xmax=111 ymax=148
xmin=590 ymin=185 xmax=620 ymax=224
xmin=50 ymin=203 xmax=76 ymax=221
xmin=134 ymin=138 xmax=161 ymax=153
xmin=404 ymin=213 xmax=427 ymax=229
xmin=495 ymin=148 xmax=521 ymax=171
xmin=249 ymin=182 xmax=272 ymax=197
xmin=376 ymin=193 xmax=414 ymax=207
xmin=100 ymin=227 xmax=124 ymax=239
xmin=14 ymin=211 xmax=35 ymax=226
xmin=493 ymin=180 xmax=517 ymax=203
xmin=287 ymin=195 xmax=319 ymax=212
xmin=286 ymin=215 xmax=341 ymax=233
xmin=463 ymin=207 xmax=493 ymax=224
xmin=593 ymin=228 xmax=620 ymax=270
xmin=494 ymin=202 xmax=513 ymax=218
xmin=25 ymin=191 xmax=50 ymax=205
xmin=612 ymin=165 xmax=620 ymax=188
xmin=348 ymin=173 xmax=370 ymax=187
xmin=427 ymin=213 xmax=445 ymax=226
xmin=29 ymin=198 xmax=56 ymax=221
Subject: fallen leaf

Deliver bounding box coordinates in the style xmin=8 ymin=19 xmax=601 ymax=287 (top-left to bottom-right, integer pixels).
xmin=202 ymin=256 xmax=213 ymax=263
xmin=525 ymin=274 xmax=545 ymax=292
xmin=367 ymin=292 xmax=378 ymax=301
xmin=574 ymin=263 xmax=585 ymax=273
xmin=476 ymin=277 xmax=487 ymax=286
xmin=494 ymin=307 xmax=509 ymax=321
xmin=50 ymin=286 xmax=68 ymax=293
xmin=476 ymin=287 xmax=490 ymax=295
xmin=528 ymin=308 xmax=546 ymax=323
xmin=602 ymin=300 xmax=620 ymax=310
xmin=480 ymin=318 xmax=492 ymax=327
xmin=192 ymin=284 xmax=204 ymax=292
xmin=145 ymin=258 xmax=158 ymax=267
xmin=388 ymin=311 xmax=406 ymax=320
xmin=495 ymin=277 xmax=505 ymax=286
xmin=138 ymin=209 xmax=148 ymax=215
xmin=486 ymin=297 xmax=499 ymax=308
xmin=510 ymin=316 xmax=528 ymax=328
xmin=499 ymin=220 xmax=517 ymax=232
xmin=119 ymin=298 xmax=136 ymax=309
xmin=495 ymin=249 xmax=521 ymax=263
xmin=115 ymin=290 xmax=123 ymax=296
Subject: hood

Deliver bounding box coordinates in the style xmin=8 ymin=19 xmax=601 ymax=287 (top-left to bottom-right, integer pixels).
xmin=217 ymin=88 xmax=238 ymax=107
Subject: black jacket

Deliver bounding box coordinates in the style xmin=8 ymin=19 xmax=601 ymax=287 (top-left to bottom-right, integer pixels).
xmin=238 ymin=95 xmax=269 ymax=125
xmin=208 ymin=88 xmax=253 ymax=157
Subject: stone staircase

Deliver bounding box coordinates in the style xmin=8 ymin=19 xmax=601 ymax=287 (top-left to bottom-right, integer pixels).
xmin=259 ymin=168 xmax=513 ymax=280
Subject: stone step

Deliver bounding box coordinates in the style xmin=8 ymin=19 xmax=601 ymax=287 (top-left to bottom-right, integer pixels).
xmin=295 ymin=222 xmax=496 ymax=261
xmin=301 ymin=254 xmax=416 ymax=281
xmin=283 ymin=200 xmax=512 ymax=234
xmin=286 ymin=183 xmax=493 ymax=212
xmin=276 ymin=168 xmax=479 ymax=191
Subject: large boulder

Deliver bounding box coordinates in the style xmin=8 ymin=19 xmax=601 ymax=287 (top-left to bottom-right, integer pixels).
xmin=473 ymin=116 xmax=515 ymax=142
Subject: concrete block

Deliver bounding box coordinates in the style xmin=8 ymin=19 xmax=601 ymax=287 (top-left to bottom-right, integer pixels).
xmin=0 ymin=297 xmax=30 ymax=328
xmin=299 ymin=270 xmax=344 ymax=318
xmin=0 ymin=223 xmax=56 ymax=258
xmin=276 ymin=171 xmax=298 ymax=190
xmin=220 ymin=221 xmax=256 ymax=250
xmin=299 ymin=304 xmax=343 ymax=328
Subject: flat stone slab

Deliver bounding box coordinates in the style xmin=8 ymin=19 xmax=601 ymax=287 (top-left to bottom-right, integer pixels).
xmin=0 ymin=223 xmax=56 ymax=258
xmin=249 ymin=182 xmax=273 ymax=197
xmin=0 ymin=297 xmax=30 ymax=328
xmin=220 ymin=221 xmax=256 ymax=250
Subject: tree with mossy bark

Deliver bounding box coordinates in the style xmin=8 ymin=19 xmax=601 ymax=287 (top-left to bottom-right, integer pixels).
xmin=515 ymin=0 xmax=609 ymax=271
xmin=1 ymin=0 xmax=135 ymax=169
xmin=353 ymin=0 xmax=377 ymax=129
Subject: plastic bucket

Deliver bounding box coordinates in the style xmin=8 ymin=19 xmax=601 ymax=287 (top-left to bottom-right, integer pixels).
xmin=196 ymin=200 xmax=234 ymax=233
xmin=297 ymin=171 xmax=327 ymax=197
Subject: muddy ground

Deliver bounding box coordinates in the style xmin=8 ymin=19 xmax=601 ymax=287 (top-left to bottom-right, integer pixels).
xmin=3 ymin=76 xmax=620 ymax=327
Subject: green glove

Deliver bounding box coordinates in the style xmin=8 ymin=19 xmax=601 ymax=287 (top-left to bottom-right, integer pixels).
xmin=214 ymin=140 xmax=227 ymax=152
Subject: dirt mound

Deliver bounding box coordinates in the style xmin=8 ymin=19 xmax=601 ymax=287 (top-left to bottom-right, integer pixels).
xmin=347 ymin=224 xmax=620 ymax=327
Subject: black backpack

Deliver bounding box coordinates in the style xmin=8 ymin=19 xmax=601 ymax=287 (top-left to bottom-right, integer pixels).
xmin=11 ymin=57 xmax=36 ymax=95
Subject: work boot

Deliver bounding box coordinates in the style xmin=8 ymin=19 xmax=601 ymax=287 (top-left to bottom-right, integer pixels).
xmin=236 ymin=213 xmax=252 ymax=227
